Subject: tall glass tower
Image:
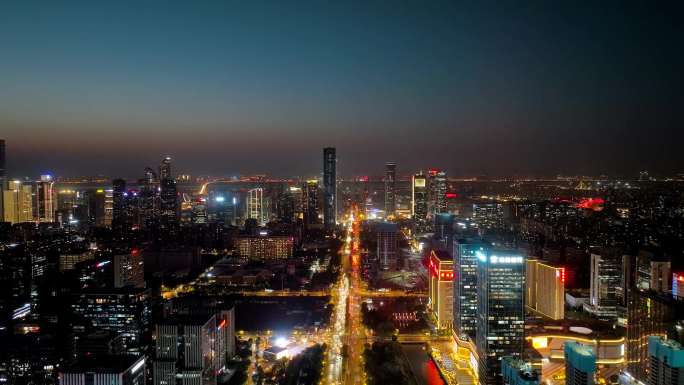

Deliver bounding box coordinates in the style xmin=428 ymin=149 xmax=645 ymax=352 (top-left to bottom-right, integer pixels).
xmin=453 ymin=239 xmax=487 ymax=341
xmin=323 ymin=147 xmax=336 ymax=230
xmin=384 ymin=162 xmax=396 ymax=217
xmin=476 ymin=249 xmax=525 ymax=385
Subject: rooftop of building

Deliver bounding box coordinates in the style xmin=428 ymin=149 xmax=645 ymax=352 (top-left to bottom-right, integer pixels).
xmin=648 ymin=336 xmax=684 ymax=367
xmin=61 ymin=355 xmax=144 ymax=374
xmin=502 ymin=357 xmax=540 ymax=381
xmin=375 ymin=222 xmax=398 ymax=232
xmin=431 ymin=249 xmax=452 ymax=262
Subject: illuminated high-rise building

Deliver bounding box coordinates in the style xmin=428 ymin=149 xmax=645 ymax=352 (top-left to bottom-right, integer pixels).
xmin=626 ymin=289 xmax=684 ymax=382
xmin=159 ymin=177 xmax=178 ymax=236
xmin=159 ymin=156 xmax=172 ymax=180
xmin=384 ymin=162 xmax=396 ymax=217
xmin=675 ymin=272 xmax=684 ymax=299
xmin=323 ymin=147 xmax=336 ymax=230
xmin=112 ymin=179 xmax=128 ymax=233
xmin=3 ymin=180 xmax=33 ymax=223
xmin=412 ymin=172 xmax=428 ymax=232
xmin=428 ymin=250 xmax=453 ymax=329
xmin=525 ymin=259 xmax=565 ymax=320
xmin=153 ymin=310 xmax=234 ymax=385
xmin=87 ymin=188 xmax=107 ymax=227
xmin=114 ymin=250 xmax=145 ymax=288
xmin=376 ymin=222 xmax=399 ymax=270
xmin=276 ymin=188 xmax=295 ymax=223
xmin=33 ymin=175 xmax=55 ymax=223
xmin=247 ymin=187 xmax=265 ymax=225
xmin=71 ymin=288 xmax=150 ymax=352
xmin=453 ymin=239 xmax=486 ymax=340
xmin=476 ymin=249 xmax=525 ymax=385
xmin=0 ymin=139 xmax=5 ymax=221
xmin=432 ymin=170 xmax=448 ymax=215
xmin=636 ymin=250 xmax=671 ymax=294
xmin=586 ymin=248 xmax=621 ymax=319
xmin=303 ymin=180 xmax=319 ymax=227
xmin=101 ymin=188 xmax=113 ymax=227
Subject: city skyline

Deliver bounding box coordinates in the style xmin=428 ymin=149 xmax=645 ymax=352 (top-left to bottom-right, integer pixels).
xmin=2 ymin=1 xmax=683 ymax=177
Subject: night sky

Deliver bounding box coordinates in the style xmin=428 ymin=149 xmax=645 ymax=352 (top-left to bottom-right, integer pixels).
xmin=1 ymin=1 xmax=682 ymax=178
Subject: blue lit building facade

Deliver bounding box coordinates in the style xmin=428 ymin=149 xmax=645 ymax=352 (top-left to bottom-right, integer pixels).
xmin=453 ymin=239 xmax=487 ymax=340
xmin=565 ymin=341 xmax=596 ymax=385
xmin=648 ymin=336 xmax=684 ymax=385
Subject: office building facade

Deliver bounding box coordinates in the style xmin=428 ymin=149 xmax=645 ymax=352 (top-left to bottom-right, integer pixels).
xmin=626 ymin=289 xmax=684 ymax=382
xmin=247 ymin=188 xmax=265 ymax=225
xmin=59 ymin=356 xmax=145 ymax=385
xmin=114 ymin=251 xmax=145 ymax=288
xmin=384 ymin=162 xmax=396 ymax=217
xmin=453 ymin=239 xmax=484 ymax=340
xmin=586 ymin=249 xmax=622 ymax=319
xmin=525 ymin=259 xmax=565 ymax=320
xmin=476 ymin=249 xmax=525 ymax=385
xmin=429 ymin=250 xmax=454 ymax=330
xmin=303 ymin=180 xmax=319 ymax=227
xmin=376 ymin=222 xmax=399 ymax=270
xmin=412 ymin=172 xmax=428 ymax=232
xmin=3 ymin=180 xmax=33 ymax=223
xmin=323 ymin=147 xmax=336 ymax=230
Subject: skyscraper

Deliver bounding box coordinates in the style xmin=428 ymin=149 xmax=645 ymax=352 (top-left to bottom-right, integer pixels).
xmin=152 ymin=315 xmax=220 ymax=385
xmin=3 ymin=180 xmax=33 ymax=223
xmin=247 ymin=188 xmax=265 ymax=225
xmin=453 ymin=239 xmax=485 ymax=340
xmin=525 ymin=259 xmax=565 ymax=320
xmin=564 ymin=342 xmax=596 ymax=385
xmin=112 ymin=179 xmax=128 ymax=234
xmin=32 ymin=175 xmax=55 ymax=223
xmin=412 ymin=172 xmax=428 ymax=232
xmin=0 ymin=139 xmax=5 ymax=222
xmin=376 ymin=222 xmax=399 ymax=271
xmin=323 ymin=147 xmax=336 ymax=230
xmin=71 ymin=288 xmax=150 ymax=352
xmin=159 ymin=156 xmax=172 ymax=180
xmin=87 ymin=188 xmax=107 ymax=227
xmin=384 ymin=162 xmax=396 ymax=217
xmin=114 ymin=250 xmax=145 ymax=289
xmin=626 ymin=289 xmax=684 ymax=382
xmin=586 ymin=248 xmax=621 ymax=319
xmin=303 ymin=180 xmax=319 ymax=227
xmin=429 ymin=249 xmax=454 ymax=330
xmin=476 ymin=249 xmax=525 ymax=385
xmin=159 ymin=177 xmax=178 ymax=237
xmin=433 ymin=170 xmax=447 ymax=215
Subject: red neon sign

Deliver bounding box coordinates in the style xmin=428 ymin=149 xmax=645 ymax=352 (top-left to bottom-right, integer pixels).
xmin=218 ymin=319 xmax=227 ymax=330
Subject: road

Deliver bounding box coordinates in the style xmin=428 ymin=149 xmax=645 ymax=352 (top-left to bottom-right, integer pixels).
xmin=343 ymin=209 xmax=367 ymax=385
xmin=321 ymin=206 xmax=369 ymax=385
